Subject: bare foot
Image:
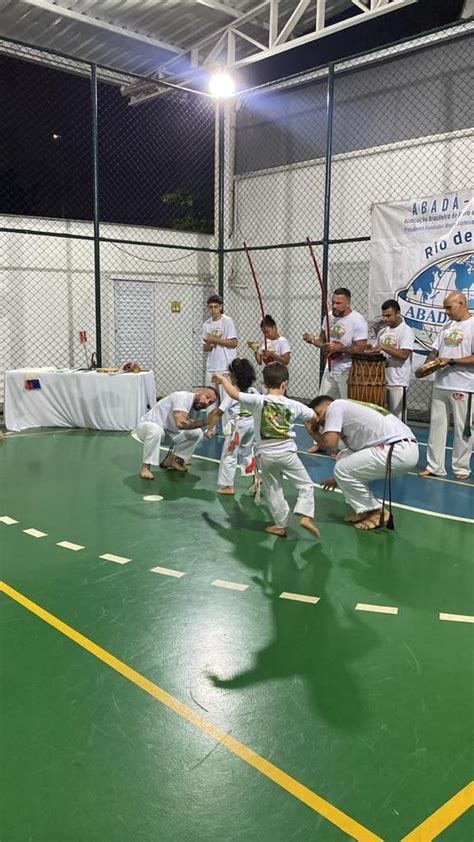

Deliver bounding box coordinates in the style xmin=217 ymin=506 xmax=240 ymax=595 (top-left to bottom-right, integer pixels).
xmin=418 ymin=469 xmax=436 ymax=478
xmin=354 ymin=509 xmax=389 ymax=530
xmin=217 ymin=486 xmax=235 ymax=495
xmin=455 ymin=473 xmax=470 ymax=481
xmin=161 ymin=454 xmax=188 ymax=472
xmin=307 ymin=443 xmax=320 ymax=454
xmin=140 ymin=465 xmax=155 ymax=480
xmin=265 ymin=525 xmax=287 ymax=537
xmin=299 ymin=516 xmax=320 ymax=538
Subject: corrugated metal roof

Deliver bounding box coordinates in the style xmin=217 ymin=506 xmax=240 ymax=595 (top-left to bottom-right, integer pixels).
xmin=0 ymin=0 xmax=353 ymax=81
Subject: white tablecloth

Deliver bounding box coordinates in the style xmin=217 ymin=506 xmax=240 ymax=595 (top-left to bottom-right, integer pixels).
xmin=4 ymin=369 xmax=156 ymax=432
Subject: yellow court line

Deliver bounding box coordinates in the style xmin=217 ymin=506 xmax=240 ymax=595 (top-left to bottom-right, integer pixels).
xmin=401 ymin=780 xmax=473 ymax=841
xmin=0 ymin=580 xmax=382 ymax=842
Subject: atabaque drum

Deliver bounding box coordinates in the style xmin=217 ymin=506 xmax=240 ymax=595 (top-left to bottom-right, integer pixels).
xmin=348 ymin=354 xmax=386 ymax=408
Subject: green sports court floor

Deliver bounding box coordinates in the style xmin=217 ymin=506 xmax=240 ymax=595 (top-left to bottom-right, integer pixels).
xmin=0 ymin=428 xmax=473 ymax=841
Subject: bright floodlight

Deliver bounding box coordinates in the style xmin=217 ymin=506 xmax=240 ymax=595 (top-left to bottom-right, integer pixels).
xmin=209 ymin=71 xmax=235 ymax=98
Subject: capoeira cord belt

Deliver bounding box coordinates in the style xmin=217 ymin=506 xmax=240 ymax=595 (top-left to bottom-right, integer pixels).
xmin=463 ymin=393 xmax=472 ymax=438
xmin=159 ymin=441 xmax=175 ymax=469
xmin=402 ymin=387 xmax=407 ymax=425
xmin=379 ymin=438 xmax=416 ymax=530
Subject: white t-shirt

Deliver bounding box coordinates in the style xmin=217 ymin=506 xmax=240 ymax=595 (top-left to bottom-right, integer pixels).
xmin=202 ymin=314 xmax=237 ymax=373
xmin=141 ymin=391 xmax=196 ymax=434
xmin=432 ymin=317 xmax=474 ymax=392
xmin=323 ymin=399 xmax=415 ymax=451
xmin=238 ymin=392 xmax=314 ymax=455
xmin=219 ymin=387 xmax=257 ymax=428
xmin=376 ymin=321 xmax=415 ymax=387
xmin=260 ymin=336 xmax=291 ymax=359
xmin=326 ymin=311 xmax=368 ymax=374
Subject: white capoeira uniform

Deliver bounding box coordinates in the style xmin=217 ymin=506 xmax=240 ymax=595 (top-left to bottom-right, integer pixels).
xmin=217 ymin=391 xmax=257 ymax=487
xmin=238 ymin=392 xmax=315 ymax=528
xmin=259 ymin=336 xmax=291 ymax=362
xmin=135 ymin=392 xmax=206 ymax=467
xmin=425 ymin=317 xmax=474 ymax=479
xmin=377 ymin=320 xmax=415 ymax=419
xmin=323 ymin=400 xmax=419 ymax=513
xmin=318 ymin=310 xmax=368 ymax=398
xmin=203 ymin=314 xmax=238 ymax=396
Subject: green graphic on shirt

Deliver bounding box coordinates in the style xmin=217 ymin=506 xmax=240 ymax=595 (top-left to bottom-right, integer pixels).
xmin=261 ymin=402 xmax=292 ymax=439
xmin=444 ymin=329 xmax=464 ymax=347
xmin=349 ymin=399 xmax=390 ymax=416
xmin=331 ymin=323 xmax=346 ymax=339
xmin=209 ymin=329 xmax=223 ymax=337
xmin=381 ymin=335 xmax=397 ymax=348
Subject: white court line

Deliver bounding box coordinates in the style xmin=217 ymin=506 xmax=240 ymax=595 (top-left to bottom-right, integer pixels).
xmin=439 ymin=612 xmax=474 ymax=624
xmin=23 ymin=528 xmax=47 ymax=538
xmin=3 ymin=428 xmax=85 ymax=439
xmin=280 ymin=592 xmax=320 ymax=605
xmin=188 ymin=451 xmax=474 ymax=524
xmin=212 ymin=579 xmax=249 ymax=592
xmin=150 ymin=565 xmax=185 ymax=578
xmin=293 ymin=423 xmax=453 ymax=450
xmin=0 ymin=516 xmax=18 ymax=525
xmin=356 ymin=603 xmax=398 ymax=615
xmin=4 ymin=425 xmax=453 ymax=451
xmin=7 ymin=433 xmax=467 ymax=519
xmin=100 ymin=553 xmax=131 ymax=565
xmin=56 ymin=541 xmax=84 ymax=551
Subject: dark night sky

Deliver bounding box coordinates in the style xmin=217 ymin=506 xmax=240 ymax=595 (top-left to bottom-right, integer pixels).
xmin=0 ymin=0 xmax=465 ymax=231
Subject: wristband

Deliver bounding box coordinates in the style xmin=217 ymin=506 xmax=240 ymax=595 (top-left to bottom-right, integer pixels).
xmin=449 ymin=359 xmax=456 ymax=367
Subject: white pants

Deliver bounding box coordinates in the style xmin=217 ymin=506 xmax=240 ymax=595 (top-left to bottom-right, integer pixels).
xmin=218 ymin=419 xmax=255 ymax=487
xmin=334 ymin=441 xmax=419 ymax=513
xmin=135 ymin=421 xmax=203 ymax=467
xmin=387 ymin=385 xmax=407 ymax=420
xmin=206 ymin=369 xmax=227 ymax=402
xmin=259 ymin=450 xmax=315 ymax=528
xmin=318 ymin=368 xmax=349 ymax=399
xmin=426 ymin=387 xmax=472 ymax=478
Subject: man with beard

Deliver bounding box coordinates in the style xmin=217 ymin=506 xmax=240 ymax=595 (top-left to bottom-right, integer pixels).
xmin=303 ymin=287 xmax=367 ymax=452
xmin=134 ymin=387 xmax=218 ymax=480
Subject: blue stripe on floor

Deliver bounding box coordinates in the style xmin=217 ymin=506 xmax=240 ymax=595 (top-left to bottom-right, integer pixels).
xmin=197 ymin=424 xmax=473 ymax=521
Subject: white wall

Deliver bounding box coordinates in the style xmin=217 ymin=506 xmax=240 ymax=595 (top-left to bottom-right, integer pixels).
xmin=227 ymin=129 xmax=474 ymax=403
xmin=0 ymin=215 xmax=216 ymax=402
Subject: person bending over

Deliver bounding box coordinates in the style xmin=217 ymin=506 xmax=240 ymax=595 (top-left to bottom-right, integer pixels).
xmin=206 ymin=358 xmax=258 ymax=496
xmin=134 ymin=387 xmax=217 ymax=480
xmin=214 ymin=362 xmax=320 ymax=539
xmin=309 ymin=396 xmax=418 ymax=530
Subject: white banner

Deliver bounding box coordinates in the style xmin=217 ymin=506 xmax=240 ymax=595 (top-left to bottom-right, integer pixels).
xmin=369 ymin=189 xmax=474 ymax=362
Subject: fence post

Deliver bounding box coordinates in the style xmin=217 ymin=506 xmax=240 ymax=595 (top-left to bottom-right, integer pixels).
xmin=217 ymin=101 xmax=225 ymax=300
xmin=321 ymin=63 xmax=335 ymax=382
xmin=91 ymin=64 xmax=102 ymax=366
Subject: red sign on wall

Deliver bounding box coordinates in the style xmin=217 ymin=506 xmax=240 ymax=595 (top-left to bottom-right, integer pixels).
xmin=79 ymin=331 xmax=88 ymax=343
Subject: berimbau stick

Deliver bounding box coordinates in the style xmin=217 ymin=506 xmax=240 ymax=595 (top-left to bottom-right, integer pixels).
xmin=306 ymin=237 xmax=331 ymax=371
xmin=243 ymin=241 xmax=267 ymax=352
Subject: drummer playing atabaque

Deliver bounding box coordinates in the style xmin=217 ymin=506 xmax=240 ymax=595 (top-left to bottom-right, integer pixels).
xmin=303 ymin=288 xmax=367 ymax=452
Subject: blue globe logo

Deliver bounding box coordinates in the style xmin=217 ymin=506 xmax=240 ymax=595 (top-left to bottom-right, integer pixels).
xmin=397 ymin=251 xmax=474 ymax=351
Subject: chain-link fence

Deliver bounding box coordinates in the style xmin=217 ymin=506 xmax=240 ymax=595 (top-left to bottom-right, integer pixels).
xmin=1 ymin=22 xmax=473 ymax=418
xmin=0 ymin=40 xmax=217 ymax=408
xmin=225 ymin=22 xmax=474 ymax=415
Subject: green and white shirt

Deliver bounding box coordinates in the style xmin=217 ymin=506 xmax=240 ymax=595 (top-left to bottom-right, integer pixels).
xmin=238 ymin=393 xmax=314 ymax=455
